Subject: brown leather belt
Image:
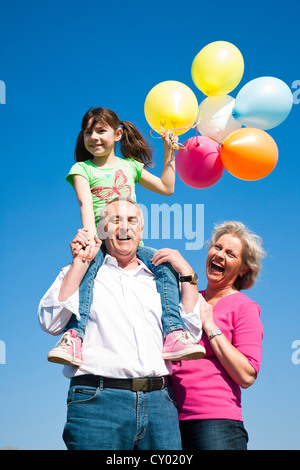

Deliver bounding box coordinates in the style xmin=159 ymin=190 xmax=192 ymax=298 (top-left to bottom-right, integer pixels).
xmin=70 ymin=374 xmax=170 ymax=392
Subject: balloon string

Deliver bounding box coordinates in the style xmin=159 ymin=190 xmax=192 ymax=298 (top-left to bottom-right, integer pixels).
xmin=150 ymin=119 xmax=202 ymax=151
xmin=195 ymin=123 xmax=199 ymax=146
xmin=150 ymin=127 xmax=185 ymax=150
xmin=197 ymin=94 xmax=222 ymax=144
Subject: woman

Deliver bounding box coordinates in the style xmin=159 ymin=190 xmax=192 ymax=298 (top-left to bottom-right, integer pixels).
xmin=152 ymin=221 xmax=265 ymax=450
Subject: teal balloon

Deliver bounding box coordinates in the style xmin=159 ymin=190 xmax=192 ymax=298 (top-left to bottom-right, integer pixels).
xmin=232 ymin=77 xmax=293 ymax=130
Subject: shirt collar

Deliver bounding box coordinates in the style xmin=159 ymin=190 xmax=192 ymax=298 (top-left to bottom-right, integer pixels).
xmin=103 ymin=254 xmax=153 ymax=276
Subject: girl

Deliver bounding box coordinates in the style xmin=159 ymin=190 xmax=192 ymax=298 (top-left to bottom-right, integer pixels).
xmin=47 ymin=107 xmax=205 ymax=366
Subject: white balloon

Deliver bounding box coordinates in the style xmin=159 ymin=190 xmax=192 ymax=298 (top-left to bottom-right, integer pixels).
xmin=197 ymin=95 xmax=242 ymax=142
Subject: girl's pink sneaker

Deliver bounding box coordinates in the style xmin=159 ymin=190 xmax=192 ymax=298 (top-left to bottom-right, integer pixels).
xmin=162 ymin=329 xmax=206 ymax=361
xmin=47 ymin=330 xmax=82 ymax=366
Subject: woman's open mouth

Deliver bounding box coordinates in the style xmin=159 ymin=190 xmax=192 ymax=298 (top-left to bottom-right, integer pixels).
xmin=210 ymin=260 xmax=225 ymax=274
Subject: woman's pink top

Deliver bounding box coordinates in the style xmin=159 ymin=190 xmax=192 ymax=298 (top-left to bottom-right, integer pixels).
xmin=172 ymin=291 xmax=263 ymax=422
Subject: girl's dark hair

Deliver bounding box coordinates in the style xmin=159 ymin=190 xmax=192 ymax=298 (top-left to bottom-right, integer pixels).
xmin=74 ymin=107 xmax=153 ymax=167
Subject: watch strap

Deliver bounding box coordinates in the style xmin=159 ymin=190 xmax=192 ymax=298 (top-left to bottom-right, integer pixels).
xmin=179 ymin=272 xmax=198 ymax=284
xmin=208 ymin=329 xmax=222 ymax=340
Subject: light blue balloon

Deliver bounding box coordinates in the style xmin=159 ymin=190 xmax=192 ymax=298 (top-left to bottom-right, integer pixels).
xmin=232 ymin=77 xmax=293 ymax=130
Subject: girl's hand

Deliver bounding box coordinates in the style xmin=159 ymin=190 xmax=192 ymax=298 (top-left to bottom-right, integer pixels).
xmin=151 ymin=248 xmax=193 ymax=276
xmin=71 ymin=228 xmax=90 ymax=255
xmin=71 ymin=228 xmax=102 ymax=262
xmin=162 ymin=130 xmax=178 ymax=153
xmin=83 ymin=236 xmax=102 ymax=262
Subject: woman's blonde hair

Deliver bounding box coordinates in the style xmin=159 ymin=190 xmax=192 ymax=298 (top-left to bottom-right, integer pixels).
xmin=209 ymin=221 xmax=266 ymax=291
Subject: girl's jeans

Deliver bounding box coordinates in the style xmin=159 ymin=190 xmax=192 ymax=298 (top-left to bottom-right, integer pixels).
xmin=66 ymin=245 xmax=184 ymax=340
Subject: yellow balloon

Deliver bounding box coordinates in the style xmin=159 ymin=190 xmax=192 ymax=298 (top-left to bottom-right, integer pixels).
xmin=144 ymin=81 xmax=198 ymax=135
xmin=191 ymin=41 xmax=244 ymax=96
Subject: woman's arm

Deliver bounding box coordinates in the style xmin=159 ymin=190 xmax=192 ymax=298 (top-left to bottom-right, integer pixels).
xmin=138 ymin=131 xmax=176 ymax=195
xmin=199 ymin=295 xmax=257 ymax=389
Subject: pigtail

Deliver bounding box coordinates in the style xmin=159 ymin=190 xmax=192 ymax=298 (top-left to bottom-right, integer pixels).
xmin=121 ymin=121 xmax=154 ymax=168
xmin=74 ymin=130 xmax=91 ymax=162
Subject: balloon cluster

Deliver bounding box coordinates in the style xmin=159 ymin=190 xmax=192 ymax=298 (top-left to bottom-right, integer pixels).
xmin=144 ymin=41 xmax=293 ymax=188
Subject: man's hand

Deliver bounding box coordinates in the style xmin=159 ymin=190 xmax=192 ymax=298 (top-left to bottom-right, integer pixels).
xmin=151 ymin=248 xmax=199 ymax=314
xmin=151 ymin=248 xmax=193 ymax=276
xmin=58 ymin=230 xmax=102 ymax=302
xmin=71 ymin=228 xmax=102 ymax=262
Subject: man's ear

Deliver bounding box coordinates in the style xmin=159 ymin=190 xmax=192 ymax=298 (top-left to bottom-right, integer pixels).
xmin=97 ymin=219 xmax=108 ymax=240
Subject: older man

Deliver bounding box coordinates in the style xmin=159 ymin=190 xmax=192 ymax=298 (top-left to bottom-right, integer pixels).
xmin=38 ymin=197 xmax=203 ymax=450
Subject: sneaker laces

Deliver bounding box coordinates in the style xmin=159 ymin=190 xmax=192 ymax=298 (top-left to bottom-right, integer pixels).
xmin=54 ymin=332 xmax=77 ymax=355
xmin=172 ymin=331 xmax=197 ymax=345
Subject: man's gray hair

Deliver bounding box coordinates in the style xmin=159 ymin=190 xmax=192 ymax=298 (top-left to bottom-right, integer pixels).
xmin=97 ymin=196 xmax=144 ymax=237
xmin=209 ymin=221 xmax=266 ymax=291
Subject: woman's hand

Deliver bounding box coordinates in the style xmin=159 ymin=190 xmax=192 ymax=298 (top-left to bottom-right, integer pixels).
xmin=198 ymin=294 xmax=218 ymax=336
xmin=151 ymin=248 xmax=193 ymax=276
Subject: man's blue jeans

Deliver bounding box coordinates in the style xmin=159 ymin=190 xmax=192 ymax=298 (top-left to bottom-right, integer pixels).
xmin=63 ymin=383 xmax=182 ymax=450
xmin=66 ymin=245 xmax=184 ymax=339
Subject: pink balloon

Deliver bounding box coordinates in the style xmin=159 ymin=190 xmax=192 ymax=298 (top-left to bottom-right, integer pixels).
xmin=176 ymin=136 xmax=224 ymax=188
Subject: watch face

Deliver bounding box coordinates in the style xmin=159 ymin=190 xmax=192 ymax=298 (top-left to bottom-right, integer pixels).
xmin=179 ymin=273 xmax=199 ymax=283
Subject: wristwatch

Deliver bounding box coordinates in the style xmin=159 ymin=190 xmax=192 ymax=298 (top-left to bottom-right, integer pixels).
xmin=179 ymin=272 xmax=198 ymax=284
xmin=208 ymin=329 xmax=222 ymax=340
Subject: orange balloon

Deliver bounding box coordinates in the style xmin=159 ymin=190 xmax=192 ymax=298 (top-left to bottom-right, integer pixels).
xmin=220 ymin=128 xmax=278 ymax=180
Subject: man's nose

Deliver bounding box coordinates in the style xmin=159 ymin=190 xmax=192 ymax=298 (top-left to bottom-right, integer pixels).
xmin=119 ymin=219 xmax=129 ymax=232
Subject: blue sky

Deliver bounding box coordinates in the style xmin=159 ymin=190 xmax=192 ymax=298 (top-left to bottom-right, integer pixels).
xmin=0 ymin=0 xmax=299 ymax=450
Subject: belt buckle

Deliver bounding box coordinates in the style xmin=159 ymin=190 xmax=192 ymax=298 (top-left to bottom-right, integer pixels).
xmin=132 ymin=378 xmax=149 ymax=392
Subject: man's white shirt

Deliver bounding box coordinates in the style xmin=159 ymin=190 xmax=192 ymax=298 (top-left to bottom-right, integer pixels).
xmin=38 ymin=254 xmax=202 ymax=379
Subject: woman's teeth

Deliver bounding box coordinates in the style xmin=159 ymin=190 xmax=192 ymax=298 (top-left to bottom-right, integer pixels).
xmin=211 ymin=261 xmax=225 ymax=272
